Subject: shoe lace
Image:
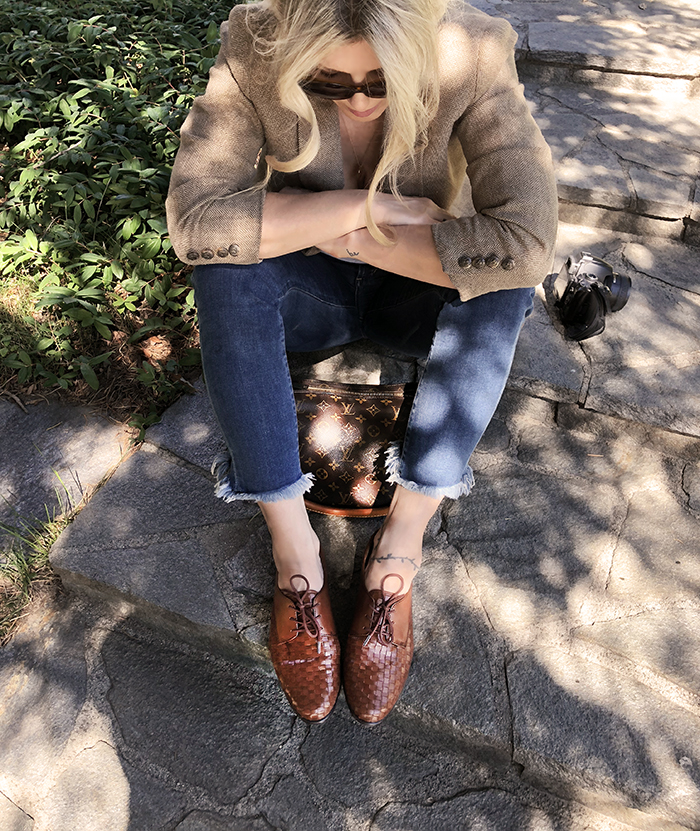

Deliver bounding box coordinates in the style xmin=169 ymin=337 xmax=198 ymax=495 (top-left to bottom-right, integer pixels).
xmin=285 ymin=574 xmax=321 ymax=641
xmin=363 ymin=574 xmax=405 ymax=647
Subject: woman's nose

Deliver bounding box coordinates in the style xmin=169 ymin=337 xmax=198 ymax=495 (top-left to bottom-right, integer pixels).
xmin=348 ymin=91 xmax=371 ymax=106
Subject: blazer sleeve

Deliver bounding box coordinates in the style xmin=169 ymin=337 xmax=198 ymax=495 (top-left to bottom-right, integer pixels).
xmin=431 ymin=19 xmax=558 ymax=301
xmin=165 ymin=15 xmax=266 ymax=266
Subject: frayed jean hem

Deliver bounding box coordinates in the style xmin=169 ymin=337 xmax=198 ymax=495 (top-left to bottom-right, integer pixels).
xmin=385 ymin=443 xmax=474 ymax=501
xmin=211 ymin=454 xmax=314 ymax=503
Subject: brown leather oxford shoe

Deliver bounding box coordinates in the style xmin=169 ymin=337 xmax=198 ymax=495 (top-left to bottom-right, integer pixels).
xmin=343 ymin=538 xmax=414 ymax=724
xmin=268 ymin=553 xmax=341 ymax=722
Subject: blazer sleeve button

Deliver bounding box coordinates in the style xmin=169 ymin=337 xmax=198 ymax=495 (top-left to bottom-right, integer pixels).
xmin=228 ymin=244 xmax=240 ymax=257
xmin=473 ymin=256 xmax=486 ymax=269
xmin=486 ymin=254 xmax=500 ymax=269
xmin=457 ymin=255 xmax=472 ymax=269
xmin=216 ymin=247 xmax=229 ymax=258
xmin=186 ymin=251 xmax=199 ymax=261
xmin=201 ymin=249 xmax=214 ymax=260
xmin=501 ymin=256 xmax=516 ymax=271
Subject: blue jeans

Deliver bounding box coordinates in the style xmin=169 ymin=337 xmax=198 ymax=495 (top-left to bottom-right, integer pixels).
xmin=192 ymin=251 xmax=534 ymax=503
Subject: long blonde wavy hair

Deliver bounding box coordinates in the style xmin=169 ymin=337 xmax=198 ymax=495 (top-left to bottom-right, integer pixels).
xmin=250 ymin=0 xmax=452 ymax=244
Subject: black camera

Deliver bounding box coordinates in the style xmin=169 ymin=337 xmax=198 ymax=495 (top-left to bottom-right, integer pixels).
xmin=553 ymin=253 xmax=632 ymax=341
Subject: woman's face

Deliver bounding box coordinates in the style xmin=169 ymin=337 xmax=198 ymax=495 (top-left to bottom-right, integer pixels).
xmin=317 ymin=40 xmax=388 ymax=123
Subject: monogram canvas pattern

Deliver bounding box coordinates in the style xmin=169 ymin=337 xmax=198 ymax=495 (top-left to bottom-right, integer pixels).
xmin=294 ymin=380 xmax=414 ymax=514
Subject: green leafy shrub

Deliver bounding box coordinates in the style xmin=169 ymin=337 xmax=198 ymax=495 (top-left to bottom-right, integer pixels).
xmin=0 ymin=0 xmax=240 ymax=428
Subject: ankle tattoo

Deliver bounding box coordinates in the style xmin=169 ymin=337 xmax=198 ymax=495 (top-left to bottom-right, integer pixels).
xmin=371 ymin=552 xmax=419 ymax=573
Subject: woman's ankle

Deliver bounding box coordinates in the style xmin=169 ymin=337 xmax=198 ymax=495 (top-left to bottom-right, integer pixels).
xmin=363 ymin=526 xmax=422 ymax=595
xmin=273 ymin=532 xmax=323 ymax=592
xmin=258 ymin=496 xmax=324 ymax=592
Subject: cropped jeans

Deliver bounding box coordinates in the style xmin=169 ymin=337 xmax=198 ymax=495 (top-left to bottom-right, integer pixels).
xmin=192 ymin=251 xmax=534 ymax=503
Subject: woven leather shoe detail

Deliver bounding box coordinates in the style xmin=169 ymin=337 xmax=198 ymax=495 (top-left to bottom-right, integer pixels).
xmin=344 ymin=549 xmax=414 ymax=724
xmin=269 ymin=563 xmax=340 ymax=722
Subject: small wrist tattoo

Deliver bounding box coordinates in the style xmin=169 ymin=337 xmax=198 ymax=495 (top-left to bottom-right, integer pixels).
xmin=346 ymin=249 xmax=360 ymax=257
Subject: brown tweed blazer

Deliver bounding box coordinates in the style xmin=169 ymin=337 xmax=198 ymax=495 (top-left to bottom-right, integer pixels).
xmin=166 ymin=2 xmax=558 ymax=301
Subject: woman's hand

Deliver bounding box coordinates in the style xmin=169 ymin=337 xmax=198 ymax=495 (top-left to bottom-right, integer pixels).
xmin=369 ymin=193 xmax=454 ymax=227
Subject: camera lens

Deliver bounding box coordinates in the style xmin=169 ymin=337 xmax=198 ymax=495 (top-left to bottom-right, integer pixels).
xmin=603 ymin=272 xmax=632 ymax=312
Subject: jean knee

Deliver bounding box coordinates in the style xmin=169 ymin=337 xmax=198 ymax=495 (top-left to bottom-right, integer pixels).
xmin=193 ymin=261 xmax=287 ymax=312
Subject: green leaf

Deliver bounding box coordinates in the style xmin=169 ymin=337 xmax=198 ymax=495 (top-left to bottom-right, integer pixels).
xmin=94 ymin=321 xmax=112 ymax=339
xmin=128 ymin=317 xmax=164 ymax=343
xmin=67 ymin=22 xmax=83 ymax=43
xmin=180 ymin=347 xmax=201 ymax=367
xmin=80 ymin=361 xmax=100 ymax=390
xmin=121 ymin=216 xmax=141 ymax=238
xmin=138 ymin=237 xmax=161 ymax=259
xmin=24 ymin=229 xmax=38 ymax=250
xmin=65 ymin=308 xmax=93 ymax=323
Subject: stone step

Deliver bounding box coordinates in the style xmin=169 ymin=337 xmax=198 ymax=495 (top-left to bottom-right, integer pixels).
xmin=525 ymin=81 xmax=700 ymax=245
xmin=0 ymin=397 xmax=129 ymax=555
xmin=477 ymin=0 xmax=700 ymax=85
xmin=468 ymin=0 xmax=700 ymax=244
xmin=49 ymin=373 xmax=700 ymax=830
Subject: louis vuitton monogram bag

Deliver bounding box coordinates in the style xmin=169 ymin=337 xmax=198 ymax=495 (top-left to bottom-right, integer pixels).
xmin=294 ymin=379 xmax=415 ymax=517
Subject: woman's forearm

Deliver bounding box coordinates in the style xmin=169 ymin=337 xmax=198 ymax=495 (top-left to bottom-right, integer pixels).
xmin=320 ymin=226 xmax=456 ymax=289
xmin=259 ymin=191 xmax=454 ymax=260
xmin=259 ymin=190 xmax=367 ymax=259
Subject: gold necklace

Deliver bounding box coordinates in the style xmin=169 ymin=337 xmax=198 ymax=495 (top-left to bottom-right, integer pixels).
xmin=340 ymin=115 xmax=381 ymax=189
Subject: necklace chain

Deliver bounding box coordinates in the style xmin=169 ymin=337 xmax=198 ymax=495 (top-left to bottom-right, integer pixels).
xmin=340 ymin=114 xmax=382 ymax=190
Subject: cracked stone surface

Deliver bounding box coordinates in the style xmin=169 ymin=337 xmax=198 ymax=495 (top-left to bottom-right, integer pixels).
xmin=0 ymin=600 xmax=88 ymax=809
xmin=0 ymin=596 xmax=653 ymax=831
xmin=42 ymin=375 xmax=700 ymax=828
xmin=175 ymin=813 xmax=272 ymax=830
xmin=101 ymin=631 xmax=295 ymax=807
xmin=509 ymin=647 xmax=700 ymax=829
xmin=525 ymin=81 xmax=700 ymax=241
xmin=371 ymin=789 xmax=577 ymax=831
xmin=39 ymin=741 xmax=130 ymax=831
xmin=0 ymin=792 xmax=33 ymax=831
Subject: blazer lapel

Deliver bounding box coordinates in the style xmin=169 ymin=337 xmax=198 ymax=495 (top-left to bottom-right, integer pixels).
xmin=298 ymin=98 xmax=345 ymax=192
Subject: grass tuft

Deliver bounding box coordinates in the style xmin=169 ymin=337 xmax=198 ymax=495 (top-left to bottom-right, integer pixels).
xmin=0 ymin=517 xmax=66 ymax=644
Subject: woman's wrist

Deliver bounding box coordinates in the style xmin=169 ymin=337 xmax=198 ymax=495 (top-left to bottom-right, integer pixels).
xmin=351 ymin=190 xmax=369 ymax=231
xmin=342 ymin=228 xmax=363 ymax=258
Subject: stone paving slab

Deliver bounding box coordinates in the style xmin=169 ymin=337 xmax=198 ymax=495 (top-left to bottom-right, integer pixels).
xmin=509 ymin=647 xmax=700 ymax=830
xmin=526 ymin=81 xmax=700 ymax=241
xmin=0 ymin=594 xmax=659 ymax=831
xmin=526 ymin=20 xmax=700 ymax=78
xmin=444 ymin=389 xmax=700 ymax=828
xmin=0 ymin=792 xmax=33 ymax=831
xmin=0 ymin=398 xmax=128 ymax=552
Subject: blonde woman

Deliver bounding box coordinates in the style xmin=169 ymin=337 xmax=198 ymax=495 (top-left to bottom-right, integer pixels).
xmin=166 ymin=0 xmax=557 ymax=724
